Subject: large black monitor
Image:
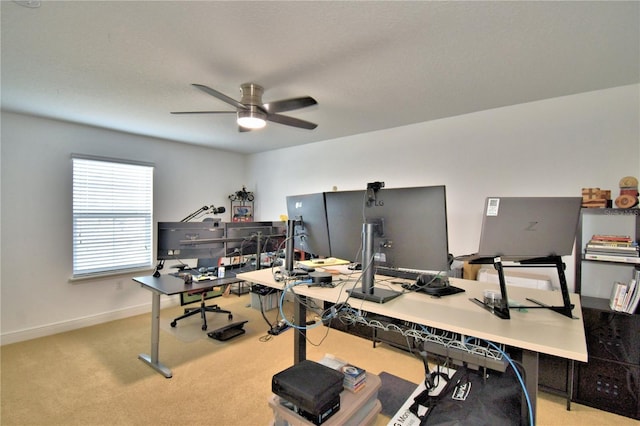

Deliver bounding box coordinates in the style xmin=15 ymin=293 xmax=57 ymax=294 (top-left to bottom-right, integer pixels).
xmin=224 ymin=221 xmax=287 ymax=258
xmin=157 ymin=220 xmax=225 ymax=261
xmin=325 ymin=185 xmax=451 ymax=302
xmin=324 ymin=190 xmax=366 ymax=263
xmin=325 ymin=185 xmax=450 ymax=271
xmin=286 ymin=192 xmax=332 ymax=258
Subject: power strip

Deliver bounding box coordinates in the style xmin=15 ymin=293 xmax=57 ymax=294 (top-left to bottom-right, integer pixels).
xmin=268 ymin=319 xmax=316 ymax=336
xmin=268 ymin=322 xmax=290 ymax=336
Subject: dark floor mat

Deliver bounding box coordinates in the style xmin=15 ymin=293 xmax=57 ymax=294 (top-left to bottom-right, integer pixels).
xmin=378 ymin=371 xmax=419 ymax=417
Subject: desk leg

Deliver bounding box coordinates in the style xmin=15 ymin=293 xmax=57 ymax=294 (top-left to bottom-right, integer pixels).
xmin=566 ymin=359 xmax=574 ymax=410
xmin=293 ymin=295 xmax=307 ymax=364
xmin=522 ymin=349 xmax=538 ymax=425
xmin=138 ymin=291 xmax=172 ymax=378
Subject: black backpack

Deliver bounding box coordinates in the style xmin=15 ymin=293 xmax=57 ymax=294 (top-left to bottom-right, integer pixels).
xmin=409 ymin=365 xmax=524 ymax=425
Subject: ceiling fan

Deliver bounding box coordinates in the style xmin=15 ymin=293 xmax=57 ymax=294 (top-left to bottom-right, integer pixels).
xmin=171 ymin=83 xmax=318 ymax=131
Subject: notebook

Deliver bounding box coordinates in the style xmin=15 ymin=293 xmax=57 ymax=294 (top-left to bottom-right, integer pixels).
xmin=464 ymin=196 xmax=583 ymax=261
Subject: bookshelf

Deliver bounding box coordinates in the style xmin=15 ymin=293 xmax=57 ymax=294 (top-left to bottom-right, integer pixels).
xmin=575 ymin=208 xmax=639 ymax=297
xmin=573 ymin=207 xmax=639 ymax=420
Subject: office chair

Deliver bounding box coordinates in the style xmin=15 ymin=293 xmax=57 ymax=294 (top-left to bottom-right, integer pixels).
xmin=170 ymin=257 xmax=233 ymax=331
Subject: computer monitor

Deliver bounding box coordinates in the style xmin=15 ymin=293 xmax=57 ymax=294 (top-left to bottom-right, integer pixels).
xmin=326 ymin=186 xmax=450 ymax=271
xmin=156 ymin=220 xmax=225 ymax=261
xmin=324 ymin=190 xmax=367 ymax=263
xmin=286 ymin=192 xmax=332 ymax=258
xmin=325 ymin=185 xmax=451 ymax=302
xmin=224 ymin=221 xmax=287 ymax=258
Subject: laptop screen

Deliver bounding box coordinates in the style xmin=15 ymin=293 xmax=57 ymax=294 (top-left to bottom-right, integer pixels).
xmin=477 ymin=197 xmax=583 ymax=259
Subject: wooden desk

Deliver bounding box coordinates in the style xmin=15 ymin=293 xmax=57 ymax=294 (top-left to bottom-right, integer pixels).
xmin=238 ymin=268 xmax=588 ymax=423
xmin=132 ymin=274 xmax=241 ymax=378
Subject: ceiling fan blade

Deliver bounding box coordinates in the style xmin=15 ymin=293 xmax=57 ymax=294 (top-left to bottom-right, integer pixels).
xmin=266 ymin=113 xmax=318 ymax=130
xmin=170 ymin=111 xmax=236 ymax=114
xmin=191 ymin=84 xmax=247 ymax=110
xmin=264 ymin=96 xmax=317 ymax=114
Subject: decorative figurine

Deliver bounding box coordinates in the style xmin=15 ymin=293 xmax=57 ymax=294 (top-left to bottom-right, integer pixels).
xmin=582 ymin=187 xmax=611 ymax=208
xmin=615 ymin=176 xmax=639 ymax=208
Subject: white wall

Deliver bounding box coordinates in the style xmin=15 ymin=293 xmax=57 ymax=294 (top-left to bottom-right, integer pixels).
xmin=0 ymin=112 xmax=247 ymax=344
xmin=2 ymin=85 xmax=638 ymax=344
xmin=246 ymin=85 xmax=640 ymax=291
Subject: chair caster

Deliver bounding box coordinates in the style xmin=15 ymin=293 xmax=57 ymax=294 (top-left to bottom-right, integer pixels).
xmin=228 ymin=314 xmax=233 ymax=320
xmin=170 ymin=321 xmax=177 ymax=328
xmin=202 ymin=324 xmax=207 ymax=331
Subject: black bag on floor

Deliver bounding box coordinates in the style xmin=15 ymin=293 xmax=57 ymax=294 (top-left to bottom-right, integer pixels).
xmin=409 ymin=366 xmax=524 ymax=425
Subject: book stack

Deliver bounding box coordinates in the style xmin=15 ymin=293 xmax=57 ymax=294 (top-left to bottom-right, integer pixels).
xmin=584 ymin=234 xmax=640 ymax=264
xmin=609 ymin=268 xmax=640 ymax=314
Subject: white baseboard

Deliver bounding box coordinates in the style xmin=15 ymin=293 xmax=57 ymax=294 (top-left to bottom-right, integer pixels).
xmin=0 ymin=298 xmax=180 ymax=346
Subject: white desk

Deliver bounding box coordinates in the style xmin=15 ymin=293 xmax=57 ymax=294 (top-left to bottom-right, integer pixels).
xmin=238 ymin=268 xmax=588 ymax=423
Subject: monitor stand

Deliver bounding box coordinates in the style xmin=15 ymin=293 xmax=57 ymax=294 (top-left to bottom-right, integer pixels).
xmin=347 ymin=287 xmax=402 ymax=304
xmin=348 ymin=222 xmax=402 ymax=304
xmin=279 ymin=218 xmax=310 ymax=278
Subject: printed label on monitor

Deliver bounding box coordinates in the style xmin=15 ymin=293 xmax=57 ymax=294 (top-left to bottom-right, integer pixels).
xmin=486 ymin=198 xmax=500 ymax=216
xmin=374 ymin=252 xmax=387 ymax=262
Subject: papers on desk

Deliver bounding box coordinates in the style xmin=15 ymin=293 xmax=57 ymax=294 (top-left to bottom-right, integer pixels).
xmin=192 ymin=274 xmax=216 ymax=281
xmin=298 ymin=258 xmax=351 ymax=267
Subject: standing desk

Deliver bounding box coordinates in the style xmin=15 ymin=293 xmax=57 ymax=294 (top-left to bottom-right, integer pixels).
xmin=133 ymin=274 xmax=242 ymax=378
xmin=237 ymin=268 xmax=588 ymax=424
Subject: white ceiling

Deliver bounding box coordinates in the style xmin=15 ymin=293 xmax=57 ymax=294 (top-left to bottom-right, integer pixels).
xmin=2 ymin=1 xmax=638 ymax=154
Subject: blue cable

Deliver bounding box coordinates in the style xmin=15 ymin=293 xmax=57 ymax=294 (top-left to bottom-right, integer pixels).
xmin=464 ymin=337 xmax=534 ymax=426
xmin=279 ymin=280 xmax=326 ymax=330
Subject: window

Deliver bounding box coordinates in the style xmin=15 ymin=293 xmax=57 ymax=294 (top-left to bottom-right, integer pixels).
xmin=72 ymin=156 xmax=154 ymax=277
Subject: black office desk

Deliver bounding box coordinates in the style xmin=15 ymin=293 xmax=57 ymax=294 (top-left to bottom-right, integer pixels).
xmin=133 ymin=274 xmax=242 ymax=378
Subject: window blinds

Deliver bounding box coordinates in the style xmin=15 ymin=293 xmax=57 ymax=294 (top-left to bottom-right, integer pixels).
xmin=72 ymin=156 xmax=153 ymax=277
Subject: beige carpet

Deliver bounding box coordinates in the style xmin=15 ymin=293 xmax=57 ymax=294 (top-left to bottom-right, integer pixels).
xmin=1 ymin=293 xmax=636 ymax=426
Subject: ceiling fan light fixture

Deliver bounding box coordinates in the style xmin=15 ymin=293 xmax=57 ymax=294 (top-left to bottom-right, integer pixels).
xmin=175 ymin=83 xmax=317 ymax=131
xmin=237 ymin=108 xmax=267 ymax=129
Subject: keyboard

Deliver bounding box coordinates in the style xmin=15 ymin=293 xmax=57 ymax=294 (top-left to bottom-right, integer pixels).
xmin=375 ymin=267 xmax=422 ymax=281
xmin=376 ymin=266 xmax=449 ymax=283
xmin=376 ymin=267 xmax=463 ymax=294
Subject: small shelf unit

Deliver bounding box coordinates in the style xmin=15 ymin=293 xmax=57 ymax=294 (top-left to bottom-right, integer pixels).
xmin=573 ymin=207 xmax=639 ymax=420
